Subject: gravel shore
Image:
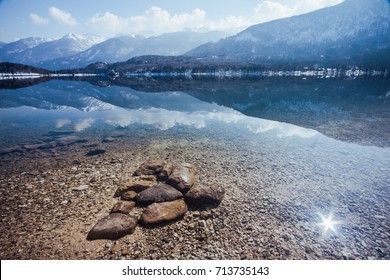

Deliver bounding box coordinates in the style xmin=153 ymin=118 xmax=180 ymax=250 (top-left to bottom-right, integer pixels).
xmin=0 ymin=122 xmax=389 ymax=260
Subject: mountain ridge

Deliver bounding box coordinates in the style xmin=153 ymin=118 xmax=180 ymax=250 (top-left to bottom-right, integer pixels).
xmin=186 ymin=0 xmax=390 ymax=63
xmin=0 ymin=31 xmax=231 ymax=70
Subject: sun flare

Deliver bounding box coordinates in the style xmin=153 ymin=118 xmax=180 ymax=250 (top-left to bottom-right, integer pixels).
xmin=318 ymin=213 xmax=341 ymax=234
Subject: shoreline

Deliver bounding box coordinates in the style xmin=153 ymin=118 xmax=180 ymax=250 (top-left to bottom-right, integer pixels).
xmin=0 ymin=124 xmax=389 ymax=260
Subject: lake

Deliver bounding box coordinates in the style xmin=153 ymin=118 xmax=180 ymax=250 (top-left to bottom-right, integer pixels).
xmin=0 ymin=77 xmax=389 ymax=260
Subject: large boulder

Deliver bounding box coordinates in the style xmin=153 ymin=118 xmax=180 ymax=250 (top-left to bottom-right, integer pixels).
xmin=139 ymin=199 xmax=188 ymax=225
xmin=185 ymin=185 xmax=225 ymax=208
xmin=114 ymin=176 xmax=156 ymax=197
xmin=137 ymin=183 xmax=183 ymax=204
xmin=167 ymin=163 xmax=196 ymax=193
xmin=87 ymin=213 xmax=138 ymax=240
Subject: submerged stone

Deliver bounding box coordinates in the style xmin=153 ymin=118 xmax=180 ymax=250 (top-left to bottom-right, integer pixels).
xmin=139 ymin=199 xmax=188 ymax=225
xmin=185 ymin=185 xmax=225 ymax=208
xmin=87 ymin=213 xmax=138 ymax=240
xmin=57 ymin=136 xmax=88 ymax=146
xmin=137 ymin=183 xmax=183 ymax=204
xmin=86 ymin=149 xmax=106 ymax=156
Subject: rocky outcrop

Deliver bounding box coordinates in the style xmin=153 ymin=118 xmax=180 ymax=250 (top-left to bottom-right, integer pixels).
xmin=87 ymin=213 xmax=138 ymax=240
xmin=88 ymin=160 xmax=224 ymax=240
xmin=167 ymin=163 xmax=196 ymax=193
xmin=137 ymin=183 xmax=183 ymax=204
xmin=139 ymin=199 xmax=188 ymax=225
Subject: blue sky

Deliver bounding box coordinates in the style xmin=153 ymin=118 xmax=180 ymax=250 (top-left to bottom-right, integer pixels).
xmin=0 ymin=0 xmax=343 ymax=42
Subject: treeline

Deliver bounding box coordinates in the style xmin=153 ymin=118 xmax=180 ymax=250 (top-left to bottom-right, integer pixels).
xmin=0 ymin=62 xmax=50 ymax=74
xmin=82 ymin=55 xmax=390 ymax=75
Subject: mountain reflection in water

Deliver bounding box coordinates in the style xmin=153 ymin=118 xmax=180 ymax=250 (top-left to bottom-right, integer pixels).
xmin=0 ymin=77 xmax=389 ymax=147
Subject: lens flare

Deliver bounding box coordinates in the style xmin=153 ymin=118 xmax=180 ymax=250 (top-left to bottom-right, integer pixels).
xmin=318 ymin=213 xmax=341 ymax=234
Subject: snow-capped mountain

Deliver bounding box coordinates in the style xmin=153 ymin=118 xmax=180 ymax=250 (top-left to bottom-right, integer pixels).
xmin=0 ymin=30 xmax=230 ymax=70
xmin=40 ymin=30 xmax=230 ymax=70
xmin=40 ymin=34 xmax=146 ymax=69
xmin=187 ymin=0 xmax=390 ymax=63
xmin=0 ymin=34 xmax=105 ymax=66
xmin=0 ymin=37 xmax=52 ymax=58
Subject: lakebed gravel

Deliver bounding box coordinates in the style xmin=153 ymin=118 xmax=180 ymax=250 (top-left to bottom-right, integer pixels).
xmin=0 ymin=123 xmax=389 ymax=260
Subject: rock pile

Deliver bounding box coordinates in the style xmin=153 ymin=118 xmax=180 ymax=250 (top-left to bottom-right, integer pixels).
xmin=87 ymin=160 xmax=225 ymax=240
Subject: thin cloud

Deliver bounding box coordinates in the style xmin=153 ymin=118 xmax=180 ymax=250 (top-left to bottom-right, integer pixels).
xmin=88 ymin=11 xmax=128 ymax=35
xmin=205 ymin=15 xmax=250 ymax=32
xmin=129 ymin=7 xmax=206 ymax=34
xmin=48 ymin=6 xmax=77 ymax=26
xmin=29 ymin=13 xmax=49 ymax=25
xmin=254 ymin=0 xmax=344 ymax=23
xmin=88 ymin=7 xmax=206 ymax=36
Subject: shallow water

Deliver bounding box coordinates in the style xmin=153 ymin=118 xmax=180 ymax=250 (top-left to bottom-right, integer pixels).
xmin=0 ymin=78 xmax=389 ymax=259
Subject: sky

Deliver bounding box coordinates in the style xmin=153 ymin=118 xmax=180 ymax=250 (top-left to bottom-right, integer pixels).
xmin=0 ymin=0 xmax=344 ymax=42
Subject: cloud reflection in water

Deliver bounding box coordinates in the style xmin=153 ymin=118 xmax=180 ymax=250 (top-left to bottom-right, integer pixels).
xmin=103 ymin=105 xmax=318 ymax=139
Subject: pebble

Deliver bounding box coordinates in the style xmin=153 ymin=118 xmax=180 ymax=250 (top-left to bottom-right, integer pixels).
xmin=72 ymin=185 xmax=89 ymax=191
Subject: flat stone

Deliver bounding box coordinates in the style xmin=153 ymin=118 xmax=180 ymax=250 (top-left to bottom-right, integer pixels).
xmin=137 ymin=183 xmax=183 ymax=204
xmin=139 ymin=175 xmax=157 ymax=182
xmin=47 ymin=130 xmax=73 ymax=136
xmin=86 ymin=149 xmax=106 ymax=156
xmin=121 ymin=191 xmax=138 ymax=201
xmin=83 ymin=143 xmax=99 ymax=148
xmin=23 ymin=142 xmax=56 ymax=151
xmin=102 ymin=137 xmax=115 ymax=143
xmin=87 ymin=213 xmax=138 ymax=240
xmin=114 ymin=177 xmax=156 ymax=197
xmin=111 ymin=201 xmax=136 ymax=214
xmin=139 ymin=199 xmax=188 ymax=225
xmin=185 ymin=184 xmax=225 ymax=208
xmin=110 ymin=132 xmax=125 ymax=138
xmin=0 ymin=147 xmax=24 ymax=155
xmin=167 ymin=163 xmax=197 ymax=193
xmin=72 ymin=184 xmax=89 ymax=191
xmin=56 ymin=136 xmax=88 ymax=146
